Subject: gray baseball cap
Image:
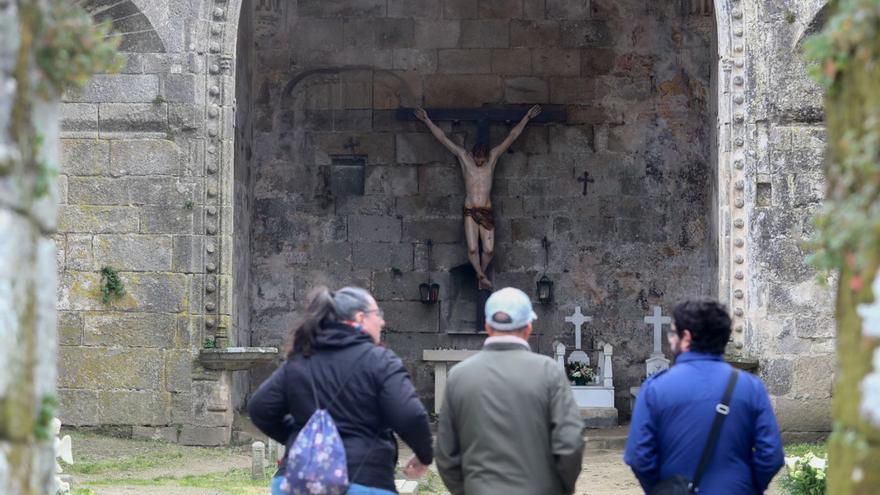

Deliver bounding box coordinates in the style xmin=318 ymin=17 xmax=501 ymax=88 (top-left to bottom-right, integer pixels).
xmin=485 ymin=287 xmax=538 ymax=331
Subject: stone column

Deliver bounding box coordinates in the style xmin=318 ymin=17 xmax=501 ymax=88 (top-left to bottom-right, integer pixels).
xmin=0 ymin=1 xmax=60 ymax=493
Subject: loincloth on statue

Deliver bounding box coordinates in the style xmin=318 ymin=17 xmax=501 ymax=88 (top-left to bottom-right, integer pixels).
xmin=463 ymin=206 xmax=495 ymax=231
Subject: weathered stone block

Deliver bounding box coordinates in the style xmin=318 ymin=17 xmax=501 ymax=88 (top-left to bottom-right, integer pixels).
xmin=396 ymin=133 xmax=459 ymax=164
xmin=348 ymin=215 xmax=402 ymax=242
xmin=371 ymin=271 xmax=435 ymax=301
xmin=532 ymin=49 xmax=581 ymax=76
xmin=549 ymin=125 xmax=595 ymax=153
xmin=373 ymin=71 xmax=422 ymax=110
xmin=561 ymin=21 xmax=612 ymax=47
xmin=61 ymin=139 xmax=110 ymax=176
xmin=58 ymin=311 xmax=83 ymax=346
xmin=69 ymin=75 xmax=159 ymax=103
xmin=93 ymin=235 xmax=172 ymax=271
xmin=773 ymin=397 xmax=831 ymax=432
xmin=59 ymin=347 xmax=163 ymax=390
xmin=581 ymin=48 xmax=616 ymax=75
xmin=549 ymin=77 xmax=594 ymax=104
xmin=60 ymin=103 xmax=99 ymax=131
xmin=98 ymin=390 xmax=170 ymax=425
xmin=424 ymin=75 xmax=503 ymax=107
xmin=375 ymin=18 xmax=415 ymax=49
xmin=313 ymin=132 xmax=395 ymax=165
xmin=491 ymin=48 xmax=533 ymax=75
xmin=163 ymin=74 xmax=196 ymax=104
xmin=58 ymin=389 xmax=99 ymax=426
xmin=99 ymin=103 xmax=167 ymax=132
xmin=84 ymin=312 xmax=176 ymax=348
xmin=443 ymin=0 xmax=478 ymax=18
xmin=299 ymin=0 xmax=385 ymax=17
xmin=140 ymin=206 xmax=194 ymax=234
xmin=479 ymin=0 xmax=521 ymax=18
xmin=165 ymin=350 xmax=194 ymax=393
xmin=393 ymin=49 xmax=438 ymax=72
xmin=389 ymin=0 xmax=440 ymax=18
xmin=510 ymin=20 xmax=561 ymax=47
xmin=132 ymin=426 xmax=179 ymax=443
xmin=417 ymin=165 xmax=463 ymax=196
xmin=382 ymin=301 xmax=440 ymax=333
xmin=460 ymin=20 xmax=510 ymax=48
xmin=759 ymin=358 xmax=793 ymax=396
xmin=58 ymin=206 xmax=139 ymax=234
xmin=109 ymin=273 xmax=189 ymax=313
xmin=795 ymin=315 xmax=834 ymax=339
xmin=523 ymin=0 xmax=545 ymax=19
xmin=179 ymin=426 xmax=231 ymax=446
xmin=354 ymin=243 xmax=414 ymax=271
xmin=172 ymin=235 xmax=204 ymax=273
xmin=66 ymin=234 xmax=94 ymax=271
xmin=365 ymin=166 xmax=418 ymax=196
xmin=792 ymin=355 xmax=834 ymax=400
xmin=403 ymin=219 xmax=463 ymax=244
xmin=110 ymin=139 xmax=181 ymax=176
xmin=546 ymin=0 xmax=590 ymax=19
xmin=439 ymin=49 xmax=492 ymax=74
xmin=504 ymin=77 xmax=549 ymax=103
xmin=414 ymin=20 xmax=460 ymax=49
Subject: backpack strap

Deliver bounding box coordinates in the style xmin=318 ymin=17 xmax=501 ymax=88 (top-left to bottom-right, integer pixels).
xmin=690 ymin=369 xmax=739 ymax=493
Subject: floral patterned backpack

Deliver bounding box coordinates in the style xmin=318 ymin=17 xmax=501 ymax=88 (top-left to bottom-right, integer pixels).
xmin=279 ymin=349 xmax=374 ymax=495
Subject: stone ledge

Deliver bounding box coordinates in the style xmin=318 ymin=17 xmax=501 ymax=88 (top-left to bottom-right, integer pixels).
xmin=198 ymin=347 xmax=279 ymax=371
xmin=580 ymin=407 xmax=618 ymax=429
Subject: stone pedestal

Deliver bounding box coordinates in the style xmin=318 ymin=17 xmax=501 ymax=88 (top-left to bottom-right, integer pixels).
xmin=422 ymin=349 xmax=479 ymax=413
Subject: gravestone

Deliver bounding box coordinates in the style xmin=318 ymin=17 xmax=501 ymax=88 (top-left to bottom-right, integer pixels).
xmin=252 ymin=441 xmax=266 ymax=480
xmin=565 ymin=306 xmax=593 ymax=365
xmin=644 ymin=306 xmax=672 ymax=377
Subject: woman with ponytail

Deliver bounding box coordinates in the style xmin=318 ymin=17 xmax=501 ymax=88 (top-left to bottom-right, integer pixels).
xmin=248 ymin=286 xmax=433 ymax=495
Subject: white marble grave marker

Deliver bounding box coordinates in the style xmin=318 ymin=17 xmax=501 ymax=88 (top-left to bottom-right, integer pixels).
xmin=644 ymin=306 xmax=672 ymax=376
xmin=252 ymin=441 xmax=266 ymax=480
xmin=554 ymin=341 xmax=566 ymax=371
xmin=565 ymin=306 xmax=593 ymax=365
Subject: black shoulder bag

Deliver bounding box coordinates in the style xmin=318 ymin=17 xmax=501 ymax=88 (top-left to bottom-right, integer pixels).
xmin=649 ymin=370 xmax=739 ymax=495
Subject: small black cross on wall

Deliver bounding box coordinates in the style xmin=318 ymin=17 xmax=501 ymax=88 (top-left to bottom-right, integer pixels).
xmin=344 ymin=137 xmax=360 ymax=154
xmin=577 ymin=171 xmax=595 ymax=196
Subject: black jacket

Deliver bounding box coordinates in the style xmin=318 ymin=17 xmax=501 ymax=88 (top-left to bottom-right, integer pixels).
xmin=248 ymin=323 xmax=433 ymax=492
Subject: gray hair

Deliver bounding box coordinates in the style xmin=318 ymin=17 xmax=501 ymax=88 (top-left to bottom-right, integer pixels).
xmin=332 ymin=286 xmax=374 ymax=320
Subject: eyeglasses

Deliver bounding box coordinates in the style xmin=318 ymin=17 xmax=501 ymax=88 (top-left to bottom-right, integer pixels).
xmin=364 ymin=308 xmax=384 ymax=318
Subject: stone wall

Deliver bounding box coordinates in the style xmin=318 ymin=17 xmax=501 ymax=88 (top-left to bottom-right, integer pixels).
xmin=51 ymin=0 xmax=838 ymax=441
xmin=244 ymin=0 xmax=717 ymax=414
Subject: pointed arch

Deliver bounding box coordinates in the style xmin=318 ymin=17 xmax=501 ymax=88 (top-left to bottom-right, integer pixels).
xmin=76 ymin=0 xmax=165 ymax=53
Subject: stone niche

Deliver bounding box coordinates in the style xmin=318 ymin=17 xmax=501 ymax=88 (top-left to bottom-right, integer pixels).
xmin=237 ymin=0 xmax=717 ymax=416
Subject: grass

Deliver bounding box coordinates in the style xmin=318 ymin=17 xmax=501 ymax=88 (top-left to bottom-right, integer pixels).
xmin=66 ymin=451 xmax=186 ymax=475
xmin=80 ymin=468 xmax=274 ymax=495
xmin=784 ymin=443 xmax=828 ymax=458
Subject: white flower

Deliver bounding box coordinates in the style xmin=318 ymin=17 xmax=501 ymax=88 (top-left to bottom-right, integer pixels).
xmin=784 ymin=456 xmax=799 ymax=471
xmin=808 ymin=456 xmax=827 ymax=470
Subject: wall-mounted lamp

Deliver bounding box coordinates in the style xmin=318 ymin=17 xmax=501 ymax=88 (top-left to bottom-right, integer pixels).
xmin=419 ymin=240 xmax=440 ymax=304
xmin=536 ymin=237 xmax=554 ymax=304
xmin=536 ymin=275 xmax=554 ymax=304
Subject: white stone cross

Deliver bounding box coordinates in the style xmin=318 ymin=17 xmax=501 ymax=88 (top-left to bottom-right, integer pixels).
xmin=644 ymin=306 xmax=672 ymax=356
xmin=565 ymin=306 xmax=593 ymax=350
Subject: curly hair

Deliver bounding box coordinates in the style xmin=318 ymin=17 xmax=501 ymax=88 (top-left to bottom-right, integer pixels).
xmin=672 ymin=298 xmax=732 ymax=355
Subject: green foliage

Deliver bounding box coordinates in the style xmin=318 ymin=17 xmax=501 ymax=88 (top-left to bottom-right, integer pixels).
xmin=803 ymin=1 xmax=880 ymax=275
xmin=782 ymin=452 xmax=827 ymax=495
xmin=33 ymin=394 xmax=57 ymax=441
xmin=68 ymin=452 xmax=185 ymax=475
xmin=566 ymin=361 xmax=597 ymax=385
xmin=786 ymin=10 xmax=798 ymax=24
xmin=803 ymin=0 xmax=880 ymax=96
xmin=203 ymin=338 xmax=217 ymax=349
xmin=72 ymin=489 xmax=98 ymax=495
xmin=786 ymin=443 xmax=829 ymax=458
xmin=29 ymin=133 xmax=58 ymax=199
xmin=35 ymin=0 xmax=123 ymax=97
xmin=184 ymin=199 xmax=194 ymax=210
xmin=99 ymin=266 xmax=125 ymax=304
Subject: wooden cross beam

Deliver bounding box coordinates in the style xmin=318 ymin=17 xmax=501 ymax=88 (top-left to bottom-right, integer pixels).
xmin=396 ymin=105 xmax=567 ymax=146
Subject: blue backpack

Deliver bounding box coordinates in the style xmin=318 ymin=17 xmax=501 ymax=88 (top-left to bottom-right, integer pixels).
xmin=279 ymin=350 xmax=374 ymax=495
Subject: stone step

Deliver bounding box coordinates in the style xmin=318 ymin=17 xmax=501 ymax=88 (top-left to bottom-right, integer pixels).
xmin=580 ymin=406 xmax=619 ymax=428
xmin=395 ymin=479 xmax=419 ymax=494
xmin=584 ymin=425 xmax=629 ymax=450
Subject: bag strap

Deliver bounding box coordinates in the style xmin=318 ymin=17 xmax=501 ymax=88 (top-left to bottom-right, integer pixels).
xmin=690 ymin=369 xmax=739 ymax=493
xmin=307 ymin=345 xmax=373 ymax=410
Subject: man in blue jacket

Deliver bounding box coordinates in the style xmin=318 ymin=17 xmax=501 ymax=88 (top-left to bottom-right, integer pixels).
xmin=624 ymin=298 xmax=784 ymax=494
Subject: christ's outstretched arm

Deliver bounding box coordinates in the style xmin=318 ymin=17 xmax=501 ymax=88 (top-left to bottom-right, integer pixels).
xmin=490 ymin=105 xmax=542 ymax=160
xmin=415 ymin=108 xmax=467 ymax=158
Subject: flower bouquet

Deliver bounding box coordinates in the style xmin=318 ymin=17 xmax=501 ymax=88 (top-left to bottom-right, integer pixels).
xmin=566 ymin=361 xmax=597 ymax=386
xmin=782 ymin=452 xmax=826 ymax=495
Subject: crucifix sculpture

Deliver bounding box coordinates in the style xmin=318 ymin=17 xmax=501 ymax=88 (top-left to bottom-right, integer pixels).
xmin=398 ymin=105 xmax=567 ymax=289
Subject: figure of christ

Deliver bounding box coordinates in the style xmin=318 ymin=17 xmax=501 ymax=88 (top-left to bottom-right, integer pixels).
xmin=415 ymin=105 xmax=542 ymax=290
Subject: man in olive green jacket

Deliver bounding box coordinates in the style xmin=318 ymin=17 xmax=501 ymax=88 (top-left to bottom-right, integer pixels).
xmin=435 ymin=287 xmax=585 ymax=495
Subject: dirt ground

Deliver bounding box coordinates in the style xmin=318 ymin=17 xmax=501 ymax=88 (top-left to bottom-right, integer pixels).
xmin=66 ymin=429 xmax=783 ymax=495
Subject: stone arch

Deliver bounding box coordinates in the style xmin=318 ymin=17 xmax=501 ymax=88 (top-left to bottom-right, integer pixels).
xmin=76 ymin=0 xmax=165 ymax=52
xmin=207 ymin=0 xmax=752 ymax=357
xmin=795 ymin=3 xmax=831 ymax=50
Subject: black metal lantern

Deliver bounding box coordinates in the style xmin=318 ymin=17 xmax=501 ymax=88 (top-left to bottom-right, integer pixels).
xmin=536 ymin=275 xmax=554 ymax=304
xmin=419 ymin=282 xmax=432 ymax=304
xmin=430 ymin=283 xmax=440 ymax=302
